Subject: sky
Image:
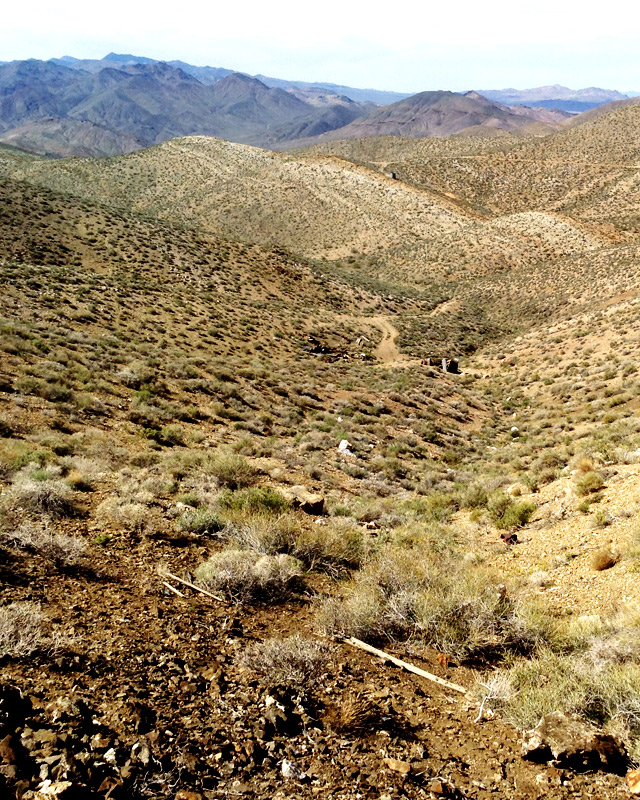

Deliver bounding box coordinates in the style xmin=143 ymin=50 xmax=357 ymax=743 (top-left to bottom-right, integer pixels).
xmin=2 ymin=0 xmax=640 ymax=92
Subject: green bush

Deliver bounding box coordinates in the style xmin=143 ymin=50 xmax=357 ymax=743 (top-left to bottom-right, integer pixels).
xmin=575 ymin=471 xmax=606 ymax=496
xmin=461 ymin=483 xmax=488 ymax=509
xmin=317 ymin=547 xmax=547 ymax=661
xmin=219 ymin=487 xmax=289 ymax=514
xmin=487 ymin=492 xmax=534 ymax=529
xmin=207 ymin=453 xmax=259 ymax=490
xmin=177 ymin=508 xmax=224 ymax=535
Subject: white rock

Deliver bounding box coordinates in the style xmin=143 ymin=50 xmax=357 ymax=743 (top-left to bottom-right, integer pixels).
xmin=281 ymin=758 xmax=307 ymax=780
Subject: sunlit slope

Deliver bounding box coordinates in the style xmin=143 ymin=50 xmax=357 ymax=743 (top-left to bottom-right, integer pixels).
xmin=2 ymin=136 xmax=473 ymax=260
xmin=304 ymin=106 xmax=640 ymax=235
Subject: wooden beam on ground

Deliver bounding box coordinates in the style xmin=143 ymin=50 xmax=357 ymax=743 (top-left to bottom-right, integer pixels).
xmin=161 ymin=571 xmax=225 ymax=602
xmin=342 ymin=636 xmax=468 ymax=695
xmin=162 ymin=581 xmax=186 ymax=598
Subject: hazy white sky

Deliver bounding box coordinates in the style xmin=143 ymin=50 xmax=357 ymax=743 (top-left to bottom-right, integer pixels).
xmin=2 ymin=0 xmax=640 ymax=91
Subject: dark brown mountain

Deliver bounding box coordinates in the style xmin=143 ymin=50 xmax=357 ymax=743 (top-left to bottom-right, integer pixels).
xmin=290 ymin=90 xmax=570 ymax=145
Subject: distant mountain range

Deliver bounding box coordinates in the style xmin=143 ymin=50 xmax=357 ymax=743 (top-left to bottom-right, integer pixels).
xmin=50 ymin=53 xmax=410 ymax=106
xmin=0 ymin=54 xmax=633 ymax=157
xmin=478 ymin=85 xmax=629 ymax=113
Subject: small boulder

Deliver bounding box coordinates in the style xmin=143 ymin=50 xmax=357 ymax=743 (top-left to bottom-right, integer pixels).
xmin=285 ymin=486 xmax=325 ymax=516
xmin=384 ymin=757 xmax=411 ymax=775
xmin=627 ymin=768 xmax=640 ymax=794
xmin=281 ymin=758 xmax=308 ymax=781
xmin=338 ymin=439 xmax=355 ymax=457
xmin=521 ymin=711 xmax=627 ymax=773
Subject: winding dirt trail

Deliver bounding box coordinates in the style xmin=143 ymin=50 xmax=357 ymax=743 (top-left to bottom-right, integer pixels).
xmin=371 ymin=316 xmax=404 ymax=363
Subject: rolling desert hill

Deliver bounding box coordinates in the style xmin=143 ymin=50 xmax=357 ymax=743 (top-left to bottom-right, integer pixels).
xmin=3 ymin=93 xmax=640 ymax=800
xmin=306 ymin=100 xmax=640 ymax=235
xmin=1 ymin=136 xmax=473 ymax=260
xmin=0 ymin=117 xmax=145 ymax=158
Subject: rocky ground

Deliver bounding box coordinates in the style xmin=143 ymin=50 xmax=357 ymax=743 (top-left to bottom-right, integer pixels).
xmin=0 ymin=501 xmax=634 ymax=799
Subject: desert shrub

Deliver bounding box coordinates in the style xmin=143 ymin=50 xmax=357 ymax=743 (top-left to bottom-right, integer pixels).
xmin=487 ymin=492 xmax=535 ymax=529
xmin=324 ymin=692 xmax=384 ymax=734
xmin=293 ymin=522 xmax=366 ymax=575
xmin=207 ymin=453 xmax=259 ymax=490
xmin=627 ymin=526 xmax=640 ymax=565
xmin=575 ymin=471 xmax=606 ymax=496
xmin=226 ymin=515 xmax=365 ymax=576
xmin=116 ymin=362 xmax=156 ymax=389
xmin=461 ymin=483 xmax=488 ymax=510
xmin=0 ymin=441 xmax=48 ymax=479
xmin=490 ymin=650 xmax=640 ymax=759
xmin=177 ymin=508 xmax=224 ymax=535
xmin=66 ymin=469 xmax=94 ymax=492
xmin=195 ymin=549 xmax=303 ymax=604
xmin=226 ymin=515 xmax=299 ymax=554
xmin=160 ymin=424 xmax=185 ymax=446
xmin=2 ymin=522 xmax=85 ymax=565
xmin=412 ymin=492 xmax=459 ymax=523
xmin=317 ymin=547 xmax=546 ymax=660
xmin=0 ymin=602 xmax=64 ymax=658
xmin=219 ymin=486 xmax=290 ymax=514
xmin=95 ymin=497 xmax=150 ymax=533
xmin=5 ymin=468 xmax=77 ymax=518
xmin=239 ymin=635 xmax=333 ymax=688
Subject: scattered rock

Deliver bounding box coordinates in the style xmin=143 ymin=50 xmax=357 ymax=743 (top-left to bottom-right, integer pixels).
xmin=338 ymin=439 xmax=355 ymax=457
xmin=521 ymin=711 xmax=627 ymax=773
xmin=284 ymin=485 xmax=325 ymax=515
xmin=591 ymin=546 xmax=620 ymax=571
xmin=281 ymin=758 xmax=307 ymax=781
xmin=29 ymin=780 xmax=74 ymax=798
xmin=384 ymin=756 xmax=411 ymax=775
xmin=627 ymin=768 xmax=640 ymax=794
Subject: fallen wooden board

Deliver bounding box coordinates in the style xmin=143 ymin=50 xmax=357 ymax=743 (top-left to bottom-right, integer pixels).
xmin=343 ymin=636 xmax=468 ymax=695
xmin=161 ymin=571 xmax=224 ymax=603
xmin=162 ymin=581 xmax=186 ymax=598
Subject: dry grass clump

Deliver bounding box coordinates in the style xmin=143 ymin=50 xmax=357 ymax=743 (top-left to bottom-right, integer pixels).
xmin=317 ymin=547 xmax=546 ymax=661
xmin=3 ymin=466 xmax=78 ymax=518
xmin=239 ymin=635 xmax=333 ymax=688
xmin=575 ymin=470 xmax=606 ymax=496
xmin=480 ymin=608 xmax=640 ymax=759
xmin=0 ymin=602 xmax=65 ymax=658
xmin=195 ymin=549 xmax=303 ymax=604
xmin=206 ymin=453 xmax=259 ymax=490
xmin=2 ymin=522 xmax=85 ymax=565
xmin=323 ymin=691 xmax=384 ymax=734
